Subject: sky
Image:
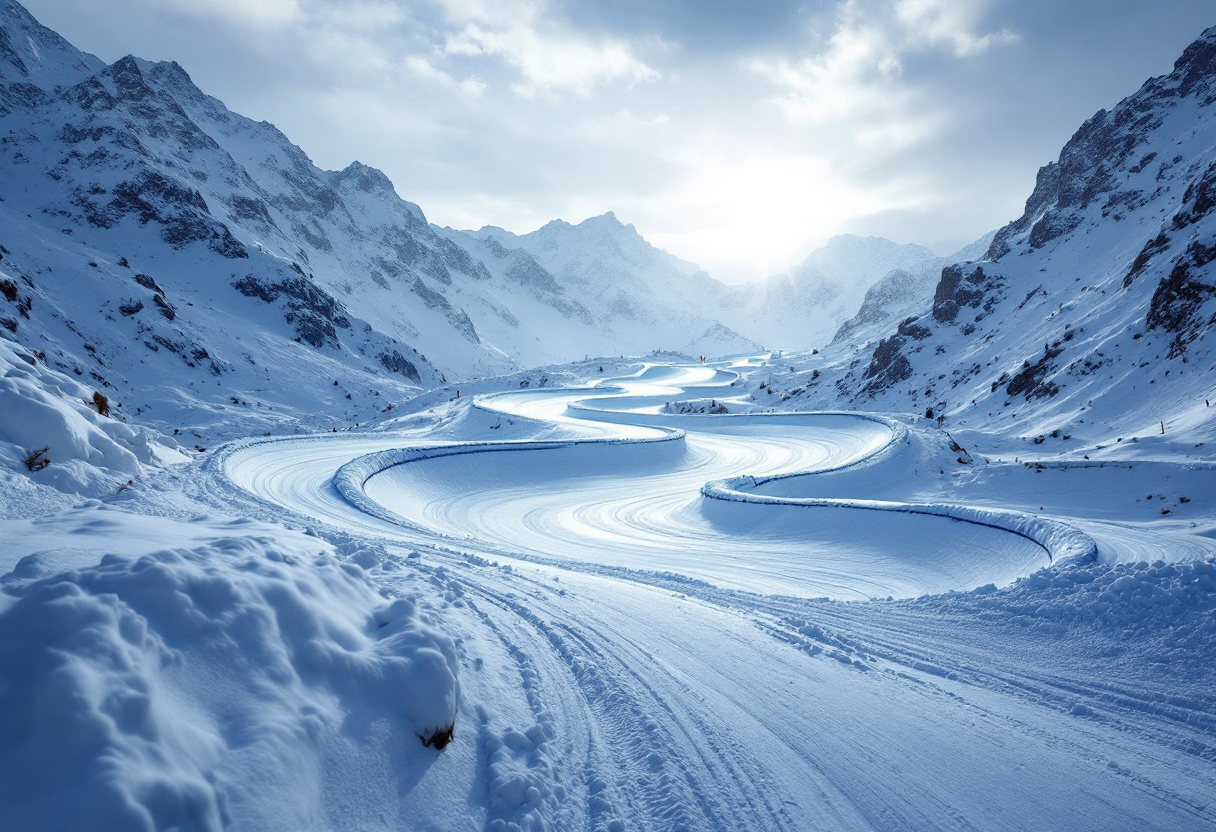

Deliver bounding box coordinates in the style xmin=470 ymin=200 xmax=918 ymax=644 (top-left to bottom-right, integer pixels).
xmin=18 ymin=0 xmax=1216 ymax=283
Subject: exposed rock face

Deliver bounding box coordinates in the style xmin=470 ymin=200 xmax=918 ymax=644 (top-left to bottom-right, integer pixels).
xmin=233 ymin=273 xmax=351 ymax=350
xmin=931 ymin=265 xmax=1004 ymax=325
xmin=77 ymin=170 xmax=249 ymax=258
xmin=777 ymin=24 xmax=1216 ymax=433
xmin=860 ymin=316 xmax=932 ymax=395
xmin=833 ymin=232 xmax=996 ymax=345
xmin=1146 ymin=238 xmax=1216 ymax=357
xmin=377 ymin=349 xmax=422 ymax=383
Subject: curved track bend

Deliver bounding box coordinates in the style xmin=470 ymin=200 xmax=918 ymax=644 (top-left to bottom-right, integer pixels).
xmin=220 ymin=359 xmax=1216 ymax=832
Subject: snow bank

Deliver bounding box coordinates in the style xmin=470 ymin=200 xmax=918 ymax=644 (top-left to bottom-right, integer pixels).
xmin=920 ymin=556 xmax=1216 ymax=675
xmin=705 ymin=479 xmax=1097 ymax=566
xmin=0 ymin=339 xmax=187 ymax=497
xmin=981 ymin=557 xmax=1216 ymax=628
xmin=0 ymin=536 xmax=458 ymax=831
xmin=701 ymin=413 xmax=1098 ymax=566
xmin=333 ymin=430 xmax=684 ymax=530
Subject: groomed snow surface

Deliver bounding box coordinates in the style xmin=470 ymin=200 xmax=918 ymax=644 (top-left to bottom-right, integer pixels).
xmin=2 ymin=355 xmax=1215 ymax=831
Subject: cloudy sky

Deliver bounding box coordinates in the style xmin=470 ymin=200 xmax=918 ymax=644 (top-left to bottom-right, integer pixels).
xmin=20 ymin=0 xmax=1216 ymax=282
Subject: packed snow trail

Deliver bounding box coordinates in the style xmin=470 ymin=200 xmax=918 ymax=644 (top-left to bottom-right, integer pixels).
xmin=219 ymin=359 xmax=1216 ymax=832
xmin=341 ymin=362 xmax=1094 ymax=598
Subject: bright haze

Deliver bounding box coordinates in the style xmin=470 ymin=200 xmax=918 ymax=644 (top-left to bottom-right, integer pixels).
xmin=20 ymin=0 xmax=1215 ymax=283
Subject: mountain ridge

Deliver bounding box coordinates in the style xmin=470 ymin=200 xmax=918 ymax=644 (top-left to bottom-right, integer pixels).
xmin=1 ymin=0 xmax=1032 ymax=465
xmin=766 ymin=24 xmax=1216 ymax=444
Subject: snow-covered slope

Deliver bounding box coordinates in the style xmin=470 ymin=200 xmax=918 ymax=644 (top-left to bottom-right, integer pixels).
xmin=832 ymin=232 xmax=996 ymax=345
xmin=448 ymin=213 xmax=765 ymax=359
xmin=773 ymin=28 xmax=1216 ymax=443
xmin=0 ymin=336 xmax=189 ymax=503
xmin=731 ymin=235 xmax=941 ymax=350
xmin=0 ymin=0 xmax=766 ymax=425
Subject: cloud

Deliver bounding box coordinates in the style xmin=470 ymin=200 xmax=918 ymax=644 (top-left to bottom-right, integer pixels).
xmin=618 ymin=131 xmax=924 ymax=281
xmin=750 ymin=21 xmax=904 ymax=124
xmin=895 ymin=0 xmax=1017 ymax=57
xmin=436 ymin=0 xmax=659 ymax=97
xmin=752 ymin=0 xmax=1016 ymax=126
xmin=157 ymin=0 xmax=303 ymax=31
xmin=404 ymin=55 xmax=487 ymax=96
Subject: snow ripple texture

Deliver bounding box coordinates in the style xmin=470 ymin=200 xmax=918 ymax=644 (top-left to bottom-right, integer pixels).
xmin=212 ymin=358 xmax=1216 ymax=832
xmin=340 ymin=363 xmax=1091 ymax=599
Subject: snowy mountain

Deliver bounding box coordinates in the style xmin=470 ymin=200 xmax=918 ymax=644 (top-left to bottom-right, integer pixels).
xmin=729 ymin=235 xmax=941 ymax=350
xmin=1 ymin=0 xmax=965 ymax=432
xmin=6 ymin=0 xmax=1213 ymax=459
xmin=0 ymin=0 xmax=474 ymax=443
xmin=774 ymin=27 xmax=1216 ymax=442
xmin=832 ymin=231 xmax=996 ymax=345
xmin=0 ymin=0 xmax=771 ymax=449
xmin=447 ymin=213 xmax=764 ymax=358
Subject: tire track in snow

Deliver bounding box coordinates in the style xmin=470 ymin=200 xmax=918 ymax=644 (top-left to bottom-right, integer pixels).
xmin=214 ymin=359 xmax=1216 ymax=831
xmin=467 ymin=566 xmax=826 ymax=832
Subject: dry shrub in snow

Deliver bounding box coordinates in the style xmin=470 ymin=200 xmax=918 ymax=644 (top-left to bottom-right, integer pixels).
xmin=22 ymin=445 xmax=49 ymax=471
xmin=0 ymin=340 xmax=188 ymax=495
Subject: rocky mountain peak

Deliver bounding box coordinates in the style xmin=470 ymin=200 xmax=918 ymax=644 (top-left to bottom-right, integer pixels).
xmin=102 ymin=55 xmax=157 ymax=102
xmin=1172 ymin=24 xmax=1216 ymax=99
xmin=0 ymin=0 xmax=104 ymax=113
xmin=0 ymin=0 xmax=103 ymax=87
xmin=143 ymin=59 xmax=209 ymax=104
xmin=987 ymin=25 xmax=1216 ymax=262
xmin=581 ymin=211 xmax=632 ymax=232
xmin=330 ymin=161 xmax=400 ymax=199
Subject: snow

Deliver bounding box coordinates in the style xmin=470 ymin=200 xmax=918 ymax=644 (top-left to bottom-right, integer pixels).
xmin=0 ymin=338 xmax=188 ymax=501
xmin=1 ymin=532 xmax=459 ymax=832
xmin=5 ymin=346 xmax=1216 ymax=831
xmin=85 ymin=357 xmax=1216 ymax=830
xmin=3 ymin=3 xmax=1216 ymax=829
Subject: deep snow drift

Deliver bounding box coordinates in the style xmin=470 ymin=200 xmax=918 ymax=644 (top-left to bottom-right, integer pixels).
xmin=1 ymin=535 xmax=458 ymax=831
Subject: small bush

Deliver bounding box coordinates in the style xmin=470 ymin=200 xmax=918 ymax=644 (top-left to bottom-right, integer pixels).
xmin=419 ymin=723 xmax=454 ymax=750
xmin=24 ymin=447 xmax=50 ymax=472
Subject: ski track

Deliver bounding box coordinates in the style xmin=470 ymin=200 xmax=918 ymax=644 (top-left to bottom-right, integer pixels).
xmin=220 ymin=360 xmax=1216 ymax=831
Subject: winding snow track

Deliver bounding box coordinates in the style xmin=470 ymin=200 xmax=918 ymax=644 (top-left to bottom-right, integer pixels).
xmin=222 ymin=360 xmax=1216 ymax=832
xmin=340 ymin=365 xmax=1091 ymax=598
